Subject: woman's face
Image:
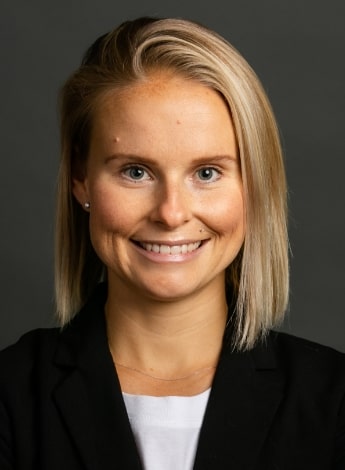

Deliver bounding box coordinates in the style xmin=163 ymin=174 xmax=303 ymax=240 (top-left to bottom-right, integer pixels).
xmin=73 ymin=72 xmax=245 ymax=302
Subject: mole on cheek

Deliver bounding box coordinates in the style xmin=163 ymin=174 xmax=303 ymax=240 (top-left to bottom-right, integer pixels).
xmin=114 ymin=136 xmax=120 ymax=143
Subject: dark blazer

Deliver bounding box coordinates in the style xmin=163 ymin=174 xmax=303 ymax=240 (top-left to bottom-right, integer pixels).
xmin=1 ymin=284 xmax=345 ymax=469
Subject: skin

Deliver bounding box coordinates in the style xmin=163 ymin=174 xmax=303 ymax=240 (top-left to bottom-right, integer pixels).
xmin=73 ymin=72 xmax=245 ymax=395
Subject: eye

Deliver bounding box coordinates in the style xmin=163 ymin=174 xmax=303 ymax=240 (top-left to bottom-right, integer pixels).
xmin=122 ymin=165 xmax=150 ymax=181
xmin=196 ymin=167 xmax=220 ymax=182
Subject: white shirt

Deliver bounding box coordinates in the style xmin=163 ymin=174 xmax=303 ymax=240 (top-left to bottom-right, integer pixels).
xmin=122 ymin=389 xmax=211 ymax=470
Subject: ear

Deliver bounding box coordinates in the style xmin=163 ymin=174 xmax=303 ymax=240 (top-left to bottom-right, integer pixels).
xmin=72 ymin=175 xmax=89 ymax=207
xmin=72 ymin=152 xmax=90 ymax=206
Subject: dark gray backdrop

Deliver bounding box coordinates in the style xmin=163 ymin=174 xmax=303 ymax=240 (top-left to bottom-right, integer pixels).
xmin=1 ymin=0 xmax=344 ymax=351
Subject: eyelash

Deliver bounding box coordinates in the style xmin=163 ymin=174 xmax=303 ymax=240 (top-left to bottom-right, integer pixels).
xmin=122 ymin=165 xmax=151 ymax=181
xmin=196 ymin=167 xmax=221 ymax=182
xmin=120 ymin=165 xmax=222 ymax=183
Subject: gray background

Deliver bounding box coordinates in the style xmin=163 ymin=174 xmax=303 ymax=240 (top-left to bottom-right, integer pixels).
xmin=1 ymin=0 xmax=344 ymax=351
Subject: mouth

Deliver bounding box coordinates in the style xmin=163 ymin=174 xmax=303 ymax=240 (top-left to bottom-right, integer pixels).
xmin=132 ymin=240 xmax=205 ymax=255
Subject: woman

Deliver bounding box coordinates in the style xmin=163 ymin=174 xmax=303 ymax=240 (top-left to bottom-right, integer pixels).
xmin=0 ymin=17 xmax=344 ymax=469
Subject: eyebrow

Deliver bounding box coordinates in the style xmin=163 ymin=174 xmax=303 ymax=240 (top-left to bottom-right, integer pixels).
xmin=104 ymin=153 xmax=238 ymax=165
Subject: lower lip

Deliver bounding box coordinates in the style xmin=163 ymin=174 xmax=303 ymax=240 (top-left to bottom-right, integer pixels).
xmin=131 ymin=241 xmax=208 ymax=263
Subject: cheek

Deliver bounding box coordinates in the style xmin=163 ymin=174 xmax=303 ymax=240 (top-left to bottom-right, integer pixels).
xmin=204 ymin=189 xmax=245 ymax=237
xmin=88 ymin=183 xmax=140 ymax=237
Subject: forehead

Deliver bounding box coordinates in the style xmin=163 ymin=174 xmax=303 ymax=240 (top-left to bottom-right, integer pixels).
xmin=96 ymin=72 xmax=221 ymax=112
xmin=91 ymin=72 xmax=234 ymax=137
xmin=87 ymin=74 xmax=237 ymax=162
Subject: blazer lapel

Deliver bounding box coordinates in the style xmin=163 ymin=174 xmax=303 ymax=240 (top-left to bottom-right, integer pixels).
xmin=52 ymin=285 xmax=142 ymax=470
xmin=194 ymin=335 xmax=285 ymax=470
xmin=52 ymin=284 xmax=284 ymax=470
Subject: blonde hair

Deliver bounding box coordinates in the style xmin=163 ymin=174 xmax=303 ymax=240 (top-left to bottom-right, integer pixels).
xmin=56 ymin=17 xmax=289 ymax=350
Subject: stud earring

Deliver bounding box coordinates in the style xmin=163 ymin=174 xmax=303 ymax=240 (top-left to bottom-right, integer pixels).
xmin=84 ymin=202 xmax=90 ymax=210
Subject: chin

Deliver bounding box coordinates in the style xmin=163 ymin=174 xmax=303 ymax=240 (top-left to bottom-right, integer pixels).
xmin=135 ymin=279 xmax=201 ymax=303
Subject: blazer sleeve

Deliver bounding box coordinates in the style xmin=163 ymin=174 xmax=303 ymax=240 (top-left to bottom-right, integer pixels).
xmin=335 ymin=392 xmax=345 ymax=469
xmin=0 ymin=399 xmax=13 ymax=470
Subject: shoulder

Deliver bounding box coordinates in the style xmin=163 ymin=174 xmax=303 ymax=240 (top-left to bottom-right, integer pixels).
xmin=0 ymin=328 xmax=61 ymax=387
xmin=241 ymin=330 xmax=345 ymax=396
xmin=0 ymin=286 xmax=107 ymax=395
xmin=0 ymin=327 xmax=61 ymax=357
xmin=266 ymin=331 xmax=345 ymax=393
xmin=271 ymin=330 xmax=345 ymax=367
xmin=0 ymin=285 xmax=108 ymax=389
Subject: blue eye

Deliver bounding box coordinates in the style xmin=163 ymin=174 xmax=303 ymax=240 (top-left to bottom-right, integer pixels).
xmin=123 ymin=166 xmax=148 ymax=180
xmin=197 ymin=167 xmax=219 ymax=182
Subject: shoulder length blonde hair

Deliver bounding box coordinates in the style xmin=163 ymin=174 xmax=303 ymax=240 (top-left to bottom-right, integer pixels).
xmin=56 ymin=17 xmax=289 ymax=350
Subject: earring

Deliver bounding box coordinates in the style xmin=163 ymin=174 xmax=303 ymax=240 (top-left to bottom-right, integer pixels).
xmin=84 ymin=202 xmax=90 ymax=210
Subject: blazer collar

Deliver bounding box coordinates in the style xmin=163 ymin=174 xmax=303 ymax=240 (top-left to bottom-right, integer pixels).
xmin=53 ymin=284 xmax=284 ymax=470
xmin=53 ymin=284 xmax=142 ymax=470
xmin=194 ymin=335 xmax=284 ymax=469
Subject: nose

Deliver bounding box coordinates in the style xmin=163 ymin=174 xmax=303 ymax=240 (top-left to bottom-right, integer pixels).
xmin=150 ymin=179 xmax=192 ymax=228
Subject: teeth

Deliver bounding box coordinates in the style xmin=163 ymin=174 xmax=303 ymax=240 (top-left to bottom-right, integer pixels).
xmin=140 ymin=241 xmax=201 ymax=254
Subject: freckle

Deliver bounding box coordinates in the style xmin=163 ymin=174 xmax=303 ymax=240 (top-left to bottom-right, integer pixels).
xmin=176 ymin=120 xmax=181 ymax=125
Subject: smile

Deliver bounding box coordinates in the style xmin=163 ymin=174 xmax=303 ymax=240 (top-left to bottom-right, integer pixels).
xmin=137 ymin=241 xmax=202 ymax=255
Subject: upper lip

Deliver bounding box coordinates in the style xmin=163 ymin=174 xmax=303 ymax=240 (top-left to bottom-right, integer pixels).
xmin=131 ymin=239 xmax=209 ymax=246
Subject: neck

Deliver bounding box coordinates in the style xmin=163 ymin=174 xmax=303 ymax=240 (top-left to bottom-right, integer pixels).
xmin=105 ymin=277 xmax=228 ymax=379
